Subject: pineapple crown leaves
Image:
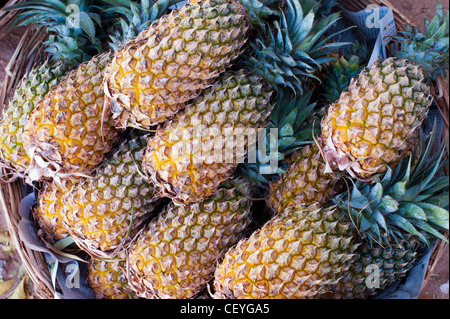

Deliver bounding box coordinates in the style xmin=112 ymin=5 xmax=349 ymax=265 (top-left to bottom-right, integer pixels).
xmin=334 ymin=124 xmax=449 ymax=248
xmin=237 ymin=88 xmax=318 ymax=193
xmin=266 ymin=89 xmax=319 ymax=157
xmin=4 ymin=0 xmax=103 ymax=67
xmin=317 ymin=54 xmax=363 ymax=105
xmin=244 ymin=0 xmax=351 ymax=95
xmin=393 ymin=2 xmax=449 ymax=81
xmin=237 ymin=0 xmax=279 ymax=26
xmin=102 ymin=0 xmax=184 ymax=51
xmin=316 ymin=39 xmax=371 ymax=105
xmin=313 ymin=0 xmax=339 ymax=19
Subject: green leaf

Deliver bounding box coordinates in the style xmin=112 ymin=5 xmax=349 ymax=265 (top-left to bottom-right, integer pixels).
xmin=279 ymin=123 xmax=294 ymax=137
xmin=377 ymin=195 xmax=399 ymax=214
xmin=414 ymin=219 xmax=449 ymax=244
xmin=386 ymin=214 xmax=427 ymax=243
xmin=399 ymin=202 xmax=427 ymax=220
xmin=348 ymin=195 xmax=371 ymax=211
xmin=424 ymin=192 xmax=449 ymax=208
xmin=372 ymin=209 xmax=388 ymax=231
xmin=389 ymin=181 xmax=406 ymax=199
xmin=415 ymin=202 xmax=449 ymax=230
xmin=278 ymin=137 xmax=296 ymax=149
xmin=368 ymin=182 xmax=383 ymax=205
xmin=76 ymin=11 xmax=96 ymax=44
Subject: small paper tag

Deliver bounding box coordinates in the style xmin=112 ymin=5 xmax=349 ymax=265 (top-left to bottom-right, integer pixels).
xmin=379 ymin=8 xmax=397 ymax=55
xmin=340 ymin=5 xmax=397 ymax=67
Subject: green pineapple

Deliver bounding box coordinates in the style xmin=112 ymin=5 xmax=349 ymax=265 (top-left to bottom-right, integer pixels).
xmin=321 ymin=238 xmax=419 ymax=299
xmin=317 ymin=55 xmax=363 ymax=105
xmin=88 ymin=252 xmax=138 ymax=299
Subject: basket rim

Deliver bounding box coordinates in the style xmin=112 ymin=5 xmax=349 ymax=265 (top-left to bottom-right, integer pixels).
xmin=0 ymin=0 xmax=448 ymax=299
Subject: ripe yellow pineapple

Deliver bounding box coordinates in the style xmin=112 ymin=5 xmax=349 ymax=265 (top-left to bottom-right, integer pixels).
xmin=320 ymin=57 xmax=433 ymax=180
xmin=143 ymin=69 xmax=273 ymax=204
xmin=63 ymin=135 xmax=160 ymax=258
xmin=127 ymin=178 xmax=254 ymax=299
xmin=320 ymin=3 xmax=449 ymax=180
xmin=19 ymin=0 xmax=178 ymax=183
xmin=104 ymin=0 xmax=253 ymax=129
xmin=213 ymin=203 xmax=358 ymax=299
xmin=33 ymin=135 xmax=160 ymax=258
xmin=21 ymin=52 xmax=121 ymax=182
xmin=213 ymin=132 xmax=449 ymax=299
xmin=0 ymin=0 xmax=105 ymax=176
xmin=33 ymin=177 xmax=80 ymax=244
xmin=266 ymin=143 xmax=342 ymax=213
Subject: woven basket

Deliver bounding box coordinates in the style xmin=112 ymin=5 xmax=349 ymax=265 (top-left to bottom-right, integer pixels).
xmin=0 ymin=0 xmax=448 ymax=299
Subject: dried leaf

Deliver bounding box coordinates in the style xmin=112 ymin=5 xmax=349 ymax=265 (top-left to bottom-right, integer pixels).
xmin=0 ymin=278 xmax=16 ymax=298
xmin=0 ymin=231 xmax=10 ymax=244
xmin=9 ymin=276 xmax=28 ymax=299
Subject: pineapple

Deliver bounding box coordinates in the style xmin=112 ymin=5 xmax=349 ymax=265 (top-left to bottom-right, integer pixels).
xmin=62 ymin=135 xmax=160 ymax=258
xmin=103 ymin=0 xmax=258 ymax=129
xmin=321 ymin=239 xmax=419 ymax=299
xmin=320 ymin=132 xmax=449 ymax=299
xmin=320 ymin=4 xmax=449 ymax=180
xmin=20 ymin=0 xmax=177 ymax=183
xmin=0 ymin=0 xmax=103 ymax=175
xmin=127 ymin=178 xmax=253 ymax=299
xmin=32 ymin=0 xmax=176 ymax=249
xmin=236 ymin=89 xmax=340 ymax=213
xmin=143 ymin=69 xmax=273 ymax=204
xmin=33 ymin=134 xmax=159 ymax=258
xmin=33 ymin=177 xmax=80 ymax=244
xmin=213 ymin=203 xmax=358 ymax=299
xmin=213 ymin=128 xmax=449 ymax=299
xmin=88 ymin=252 xmax=138 ymax=299
xmin=142 ymin=0 xmax=347 ymax=204
xmin=266 ymin=143 xmax=341 ymax=213
xmin=21 ymin=51 xmax=121 ymax=182
xmin=320 ymin=57 xmax=433 ymax=180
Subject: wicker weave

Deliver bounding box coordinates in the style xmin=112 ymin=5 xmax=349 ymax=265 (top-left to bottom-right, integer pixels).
xmin=0 ymin=0 xmax=448 ymax=299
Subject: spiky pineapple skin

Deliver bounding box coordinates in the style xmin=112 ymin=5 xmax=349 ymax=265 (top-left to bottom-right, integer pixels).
xmin=0 ymin=61 xmax=67 ymax=172
xmin=88 ymin=252 xmax=138 ymax=299
xmin=213 ymin=204 xmax=358 ymax=299
xmin=266 ymin=143 xmax=341 ymax=213
xmin=143 ymin=69 xmax=273 ymax=204
xmin=34 ymin=177 xmax=79 ymax=244
xmin=104 ymin=0 xmax=250 ymax=129
xmin=321 ymin=240 xmax=417 ymax=299
xmin=63 ymin=135 xmax=160 ymax=258
xmin=127 ymin=179 xmax=253 ymax=299
xmin=320 ymin=57 xmax=433 ymax=180
xmin=21 ymin=52 xmax=120 ymax=181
